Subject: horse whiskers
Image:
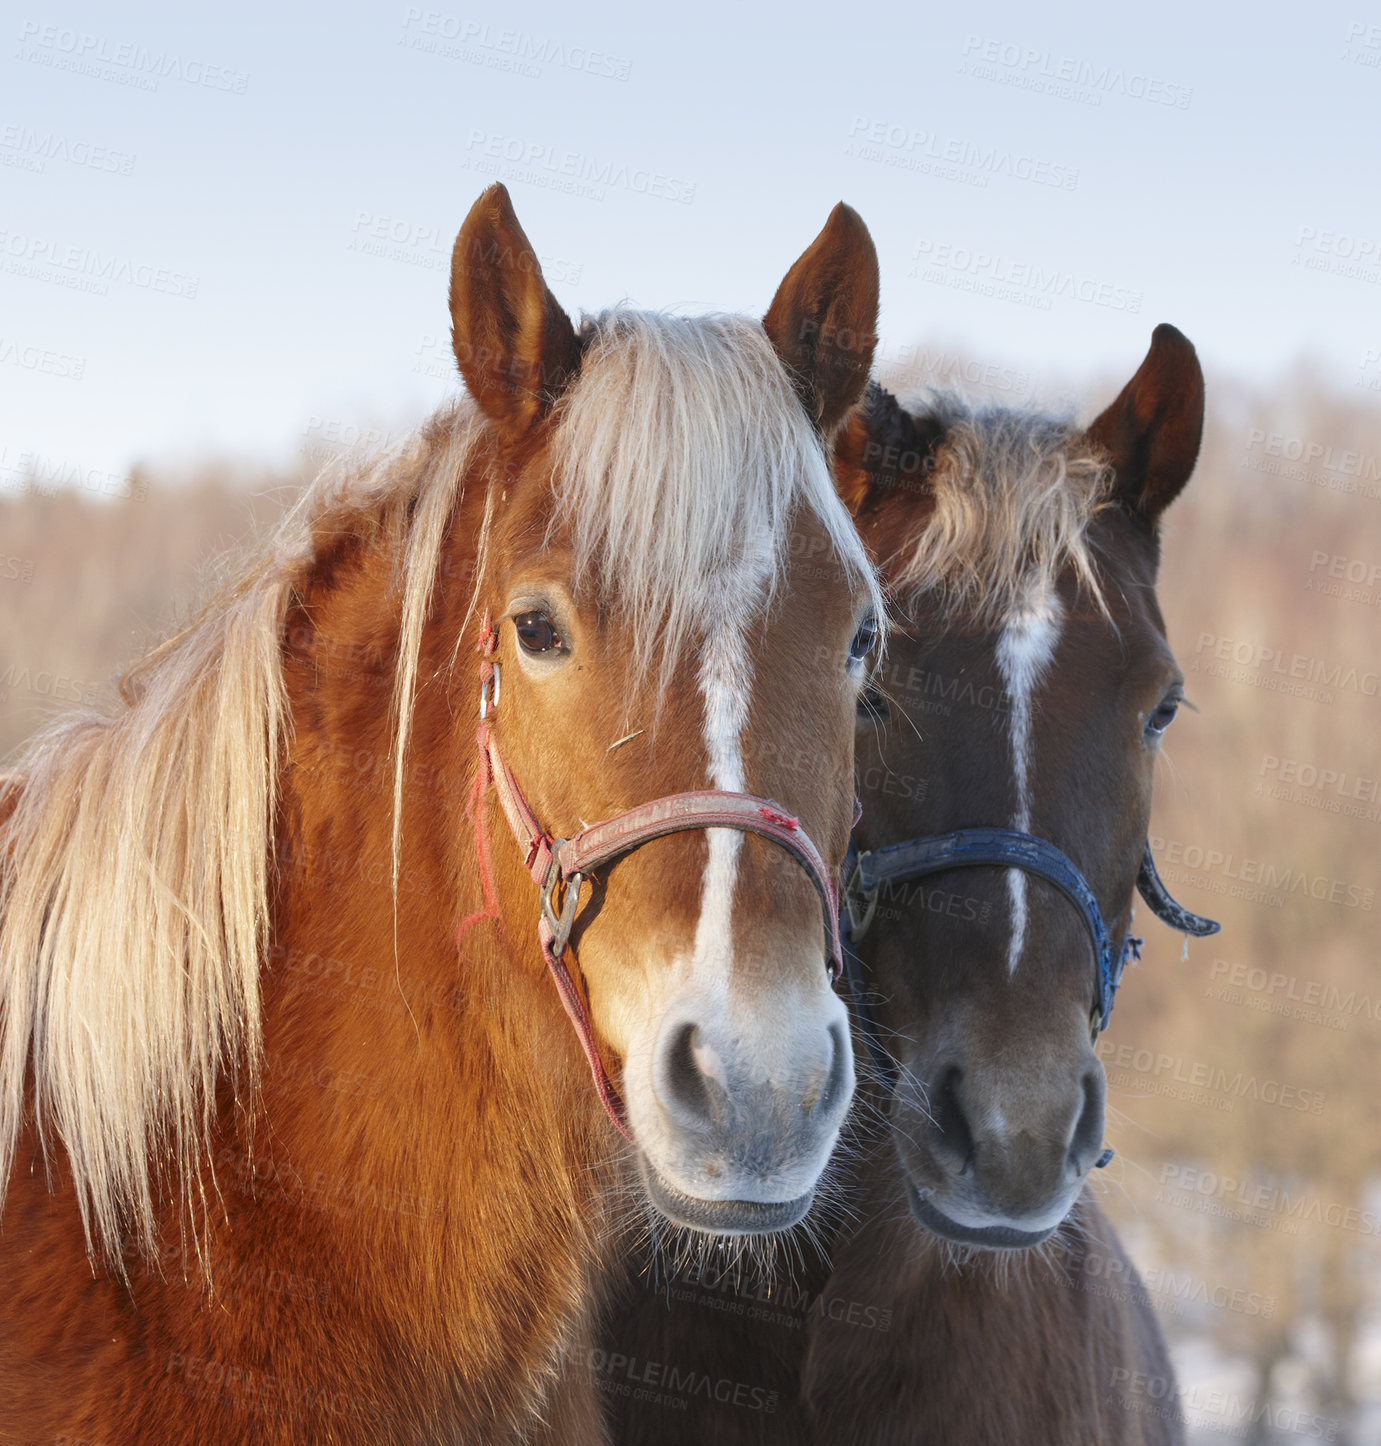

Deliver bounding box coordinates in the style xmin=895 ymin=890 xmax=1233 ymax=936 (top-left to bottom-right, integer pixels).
xmin=637 ymin=1219 xmax=790 ymax=1302
xmin=596 ymin=1161 xmax=875 ymax=1314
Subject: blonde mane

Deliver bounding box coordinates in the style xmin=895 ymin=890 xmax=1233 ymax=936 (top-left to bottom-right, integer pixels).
xmin=887 ymin=391 xmax=1113 ymax=622
xmin=0 ymin=309 xmax=877 ymax=1262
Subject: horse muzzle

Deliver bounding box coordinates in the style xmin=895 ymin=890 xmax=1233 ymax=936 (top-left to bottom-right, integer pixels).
xmin=628 ymin=993 xmax=854 ymax=1234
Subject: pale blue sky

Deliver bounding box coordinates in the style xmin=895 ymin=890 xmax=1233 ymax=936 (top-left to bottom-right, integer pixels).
xmin=3 ymin=0 xmax=1379 ymax=481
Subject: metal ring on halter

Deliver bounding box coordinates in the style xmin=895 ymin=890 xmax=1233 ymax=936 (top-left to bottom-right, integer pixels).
xmin=539 ymin=844 xmax=583 ymax=958
xmin=843 ymin=849 xmax=879 ymax=943
xmin=480 ymin=662 xmax=501 ymax=720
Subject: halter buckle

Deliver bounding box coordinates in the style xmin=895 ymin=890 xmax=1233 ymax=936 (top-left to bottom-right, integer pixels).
xmin=539 ymin=843 xmax=583 ymax=959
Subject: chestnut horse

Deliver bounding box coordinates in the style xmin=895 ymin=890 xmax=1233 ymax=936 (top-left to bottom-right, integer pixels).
xmin=598 ymin=326 xmax=1214 ymax=1445
xmin=0 ymin=185 xmax=883 ymax=1444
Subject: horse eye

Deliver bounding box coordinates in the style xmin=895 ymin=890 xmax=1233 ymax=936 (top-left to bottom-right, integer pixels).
xmin=849 ymin=614 xmax=879 ymax=665
xmin=514 ymin=611 xmax=563 ymax=653
xmin=1145 ymin=697 xmax=1179 ymax=737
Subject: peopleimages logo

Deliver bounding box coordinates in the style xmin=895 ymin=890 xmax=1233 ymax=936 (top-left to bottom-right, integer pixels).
xmin=1109 ymin=1370 xmax=1339 ymax=1441
xmin=1158 ymin=1165 xmax=1381 ymax=1237
xmin=910 ymin=240 xmax=1142 ymax=312
xmin=1097 ymin=1040 xmax=1326 ymax=1114
xmin=958 ymin=35 xmax=1193 ymax=108
xmin=1242 ymin=426 xmax=1381 ymax=502
xmin=1246 ymin=428 xmax=1381 ymax=479
xmin=844 ymin=117 xmax=1079 ymax=190
xmin=1259 ymin=753 xmax=1381 ymax=806
xmin=16 ymin=21 xmax=249 ymax=93
xmin=1147 ymin=830 xmax=1374 ymax=912
xmin=581 ymin=1349 xmax=779 ymax=1414
xmin=1193 ymin=632 xmax=1381 ymax=703
xmin=399 ymin=8 xmax=632 ymax=81
xmin=0 ymin=335 xmax=86 ymax=380
xmin=1295 ymin=225 xmax=1381 ymax=265
xmin=1137 ymin=1266 xmax=1275 ymax=1321
xmin=0 ymin=450 xmax=147 ymax=501
xmin=875 ymin=341 xmax=1033 ymax=400
xmin=463 ymin=130 xmax=695 ymax=204
xmin=0 ymin=122 xmax=136 ymax=175
xmin=0 ymin=664 xmax=101 ymax=707
xmin=1208 ymin=957 xmax=1381 ymax=1026
xmin=0 ymin=229 xmax=198 ymax=299
xmin=671 ymin=1257 xmax=893 ymax=1332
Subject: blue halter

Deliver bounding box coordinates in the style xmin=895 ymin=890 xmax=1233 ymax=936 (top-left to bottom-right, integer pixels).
xmin=840 ymin=827 xmax=1219 ymax=1081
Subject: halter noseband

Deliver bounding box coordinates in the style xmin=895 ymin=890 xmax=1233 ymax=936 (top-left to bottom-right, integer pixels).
xmin=841 ymin=826 xmax=1219 ymax=1079
xmin=465 ymin=613 xmax=846 ymax=1142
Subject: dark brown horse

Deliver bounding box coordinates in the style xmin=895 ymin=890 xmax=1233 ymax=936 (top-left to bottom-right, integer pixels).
xmin=0 ymin=185 xmax=884 ymax=1444
xmin=597 ymin=326 xmax=1209 ymax=1445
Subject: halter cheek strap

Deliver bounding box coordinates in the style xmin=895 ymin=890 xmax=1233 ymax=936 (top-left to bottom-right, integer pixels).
xmin=1136 ymin=846 xmax=1217 ymax=938
xmin=462 ymin=613 xmax=848 ymax=1142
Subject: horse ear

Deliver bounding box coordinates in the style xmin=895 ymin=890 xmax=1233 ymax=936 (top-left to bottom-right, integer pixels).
xmin=1084 ymin=324 xmax=1204 ymax=524
xmin=449 ymin=184 xmax=582 ymax=438
xmin=763 ymin=203 xmax=880 ymax=439
xmin=832 ymin=382 xmax=940 ymax=514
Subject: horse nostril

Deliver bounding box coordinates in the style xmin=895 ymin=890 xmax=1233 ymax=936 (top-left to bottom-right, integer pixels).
xmin=1067 ymin=1067 xmax=1108 ymax=1176
xmin=660 ymin=1022 xmax=719 ymax=1127
xmin=928 ymin=1065 xmax=975 ymax=1173
xmin=805 ymin=1020 xmax=851 ymax=1115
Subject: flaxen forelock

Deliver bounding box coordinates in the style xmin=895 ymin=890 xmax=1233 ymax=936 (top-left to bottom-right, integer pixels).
xmin=889 ymin=391 xmax=1113 ymax=622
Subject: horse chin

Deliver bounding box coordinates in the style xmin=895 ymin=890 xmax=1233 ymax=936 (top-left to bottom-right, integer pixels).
xmin=904 ymin=1178 xmax=1062 ymax=1251
xmin=639 ymin=1160 xmax=815 ymax=1236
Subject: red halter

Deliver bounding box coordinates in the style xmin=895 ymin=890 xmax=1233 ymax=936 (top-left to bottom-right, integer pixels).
xmin=460 ymin=613 xmax=846 ymax=1141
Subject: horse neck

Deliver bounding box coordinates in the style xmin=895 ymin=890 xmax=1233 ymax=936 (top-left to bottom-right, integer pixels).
xmin=810 ymin=1150 xmax=1141 ymax=1422
xmin=258 ymin=505 xmax=615 ymax=1414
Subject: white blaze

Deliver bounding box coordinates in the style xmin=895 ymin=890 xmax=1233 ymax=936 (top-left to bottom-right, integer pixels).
xmin=692 ymin=620 xmax=751 ymax=984
xmin=994 ymin=588 xmax=1064 ymax=975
